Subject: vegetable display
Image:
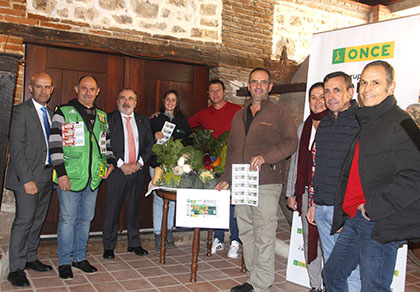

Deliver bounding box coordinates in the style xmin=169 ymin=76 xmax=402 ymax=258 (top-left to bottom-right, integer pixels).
xmin=152 ymin=130 xmax=229 ymax=189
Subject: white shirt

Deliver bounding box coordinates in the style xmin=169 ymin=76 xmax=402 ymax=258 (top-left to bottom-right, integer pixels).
xmin=32 ymin=99 xmax=51 ymax=165
xmin=309 ymin=125 xmax=316 ymax=151
xmin=117 ymin=112 xmax=144 ymax=167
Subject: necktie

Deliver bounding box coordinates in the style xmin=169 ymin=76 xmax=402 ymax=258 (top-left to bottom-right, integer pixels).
xmin=125 ymin=116 xmax=136 ymax=164
xmin=40 ymin=107 xmax=51 ymax=164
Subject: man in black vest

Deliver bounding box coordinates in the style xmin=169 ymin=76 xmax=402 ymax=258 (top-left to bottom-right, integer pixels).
xmin=308 ymin=71 xmax=361 ymax=291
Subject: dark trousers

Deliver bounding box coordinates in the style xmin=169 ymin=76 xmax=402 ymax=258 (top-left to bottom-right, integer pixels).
xmin=214 ymin=204 xmax=240 ymax=244
xmin=9 ymin=180 xmax=53 ymax=272
xmin=102 ymin=169 xmax=146 ymax=250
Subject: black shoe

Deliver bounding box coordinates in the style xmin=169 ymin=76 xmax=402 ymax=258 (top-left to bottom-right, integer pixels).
xmin=72 ymin=260 xmax=98 ymax=273
xmin=127 ymin=246 xmax=149 ymax=256
xmin=167 ymin=230 xmax=175 ymax=248
xmin=231 ymin=282 xmax=254 ymax=292
xmin=310 ymin=288 xmax=325 ymax=292
xmin=103 ymin=249 xmax=115 ymax=260
xmin=58 ymin=265 xmax=73 ymax=279
xmin=154 ymin=234 xmax=161 ymax=253
xmin=8 ymin=270 xmax=29 ymax=287
xmin=25 ymin=259 xmax=53 ymax=272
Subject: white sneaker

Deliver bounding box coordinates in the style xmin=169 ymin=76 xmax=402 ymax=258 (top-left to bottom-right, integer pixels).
xmin=211 ymin=238 xmax=224 ymax=254
xmin=227 ymin=240 xmax=240 ymax=258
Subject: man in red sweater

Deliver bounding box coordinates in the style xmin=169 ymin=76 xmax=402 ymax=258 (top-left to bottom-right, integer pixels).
xmin=188 ymin=79 xmax=241 ymax=139
xmin=189 ymin=79 xmax=242 ymax=258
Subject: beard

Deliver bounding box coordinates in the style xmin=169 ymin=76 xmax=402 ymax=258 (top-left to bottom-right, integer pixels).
xmin=119 ymin=102 xmax=134 ymax=115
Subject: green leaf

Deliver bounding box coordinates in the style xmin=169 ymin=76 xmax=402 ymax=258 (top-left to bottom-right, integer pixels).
xmin=152 ymin=138 xmax=185 ymax=169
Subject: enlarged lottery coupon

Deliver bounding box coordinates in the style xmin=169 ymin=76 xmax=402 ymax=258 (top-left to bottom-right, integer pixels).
xmin=231 ymin=164 xmax=259 ymax=206
xmin=186 ymin=198 xmax=218 ymax=218
xmin=157 ymin=121 xmax=176 ymax=144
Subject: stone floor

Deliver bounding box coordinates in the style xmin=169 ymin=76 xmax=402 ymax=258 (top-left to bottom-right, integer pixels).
xmin=1 ymin=212 xmax=420 ymax=291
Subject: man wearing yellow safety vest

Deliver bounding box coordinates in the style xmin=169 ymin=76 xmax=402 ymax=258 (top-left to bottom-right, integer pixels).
xmin=49 ymin=75 xmax=116 ymax=280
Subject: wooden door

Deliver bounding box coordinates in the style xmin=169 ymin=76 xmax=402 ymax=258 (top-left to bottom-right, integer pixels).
xmin=24 ymin=44 xmax=209 ymax=235
xmin=126 ymin=58 xmax=208 ymax=118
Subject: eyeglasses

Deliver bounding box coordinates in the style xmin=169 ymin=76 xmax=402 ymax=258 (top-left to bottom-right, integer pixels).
xmin=250 ymin=80 xmax=270 ymax=86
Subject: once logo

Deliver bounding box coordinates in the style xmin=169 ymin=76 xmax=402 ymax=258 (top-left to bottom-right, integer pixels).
xmin=332 ymin=41 xmax=394 ymax=64
xmin=293 ymin=260 xmax=307 ymax=268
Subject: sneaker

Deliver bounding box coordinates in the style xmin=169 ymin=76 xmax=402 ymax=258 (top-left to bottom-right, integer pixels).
xmin=227 ymin=240 xmax=240 ymax=258
xmin=58 ymin=265 xmax=73 ymax=279
xmin=211 ymin=238 xmax=224 ymax=254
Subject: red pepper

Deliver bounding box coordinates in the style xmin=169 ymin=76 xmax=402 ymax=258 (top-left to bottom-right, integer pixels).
xmin=204 ymin=165 xmax=216 ymax=172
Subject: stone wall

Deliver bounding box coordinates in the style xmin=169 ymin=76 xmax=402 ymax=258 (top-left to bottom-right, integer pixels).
xmin=27 ymin=0 xmax=223 ymax=43
xmin=272 ymin=0 xmax=370 ymax=63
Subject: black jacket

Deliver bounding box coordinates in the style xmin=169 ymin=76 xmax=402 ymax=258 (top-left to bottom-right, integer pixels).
xmin=313 ymin=101 xmax=359 ymax=205
xmin=149 ymin=113 xmax=192 ymax=168
xmin=332 ymin=95 xmax=420 ymax=243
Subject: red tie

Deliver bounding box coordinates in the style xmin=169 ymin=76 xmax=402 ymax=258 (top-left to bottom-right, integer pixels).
xmin=124 ymin=116 xmax=136 ymax=164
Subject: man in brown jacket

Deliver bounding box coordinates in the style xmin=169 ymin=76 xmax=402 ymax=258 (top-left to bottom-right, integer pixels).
xmin=216 ymin=68 xmax=298 ymax=292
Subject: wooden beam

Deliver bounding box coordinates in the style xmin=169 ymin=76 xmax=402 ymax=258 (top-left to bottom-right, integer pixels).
xmin=0 ymin=21 xmax=262 ymax=69
xmin=236 ymin=82 xmax=307 ymax=96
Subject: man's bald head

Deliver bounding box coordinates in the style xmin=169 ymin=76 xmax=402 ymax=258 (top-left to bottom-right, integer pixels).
xmin=29 ymin=72 xmax=54 ymax=106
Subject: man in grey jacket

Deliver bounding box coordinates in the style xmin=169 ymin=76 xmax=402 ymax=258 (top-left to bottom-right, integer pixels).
xmin=6 ymin=73 xmax=54 ymax=287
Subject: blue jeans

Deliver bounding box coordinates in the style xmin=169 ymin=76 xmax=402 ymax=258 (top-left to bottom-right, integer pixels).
xmin=153 ymin=192 xmax=175 ymax=233
xmin=57 ymin=185 xmax=98 ymax=265
xmin=214 ymin=204 xmax=240 ymax=244
xmin=323 ymin=210 xmax=402 ymax=292
xmin=150 ymin=167 xmax=175 ymax=234
xmin=315 ymin=205 xmax=361 ymax=292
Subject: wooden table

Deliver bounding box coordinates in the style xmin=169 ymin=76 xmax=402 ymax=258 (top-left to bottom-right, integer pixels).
xmin=156 ymin=189 xmax=247 ymax=282
xmin=156 ymin=189 xmax=212 ymax=282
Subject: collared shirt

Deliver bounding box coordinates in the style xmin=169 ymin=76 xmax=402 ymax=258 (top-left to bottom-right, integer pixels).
xmin=32 ymin=98 xmax=51 ymax=165
xmin=117 ymin=112 xmax=144 ymax=168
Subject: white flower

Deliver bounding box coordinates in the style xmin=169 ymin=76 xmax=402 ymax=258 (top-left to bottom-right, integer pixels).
xmin=177 ymin=156 xmax=185 ymax=166
xmin=173 ymin=165 xmax=184 ymax=176
xmin=183 ymin=164 xmax=192 ymax=174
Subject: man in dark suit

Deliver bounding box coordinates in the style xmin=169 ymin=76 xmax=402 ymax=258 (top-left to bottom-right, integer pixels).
xmin=102 ymin=88 xmax=154 ymax=259
xmin=6 ymin=72 xmax=54 ymax=287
